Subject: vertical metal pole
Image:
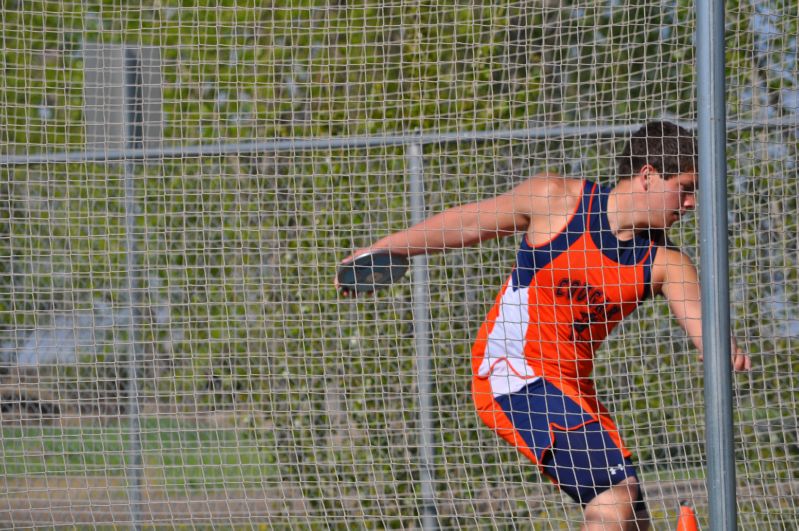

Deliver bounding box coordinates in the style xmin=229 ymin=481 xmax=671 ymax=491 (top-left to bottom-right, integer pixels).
xmin=696 ymin=1 xmax=736 ymax=529
xmin=408 ymin=143 xmax=437 ymax=530
xmin=123 ymin=162 xmax=143 ymax=531
xmin=123 ymin=49 xmax=144 ymax=531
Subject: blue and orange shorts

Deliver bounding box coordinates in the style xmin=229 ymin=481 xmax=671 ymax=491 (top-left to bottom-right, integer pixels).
xmin=473 ymin=376 xmax=645 ymax=508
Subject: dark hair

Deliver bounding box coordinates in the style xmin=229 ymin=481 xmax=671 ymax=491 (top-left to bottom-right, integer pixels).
xmin=616 ymin=121 xmax=698 ymax=179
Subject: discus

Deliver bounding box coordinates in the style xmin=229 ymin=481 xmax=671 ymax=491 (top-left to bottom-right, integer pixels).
xmin=336 ymin=251 xmax=410 ymax=296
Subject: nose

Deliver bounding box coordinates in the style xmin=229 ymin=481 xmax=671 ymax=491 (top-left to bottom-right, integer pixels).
xmin=683 ymin=192 xmax=696 ymax=210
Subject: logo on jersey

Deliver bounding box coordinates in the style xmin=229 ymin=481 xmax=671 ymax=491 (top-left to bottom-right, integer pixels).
xmin=555 ymin=278 xmax=623 ymax=341
xmin=608 ymin=463 xmax=626 ymax=476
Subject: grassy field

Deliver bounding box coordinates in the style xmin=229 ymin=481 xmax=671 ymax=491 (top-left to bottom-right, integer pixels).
xmin=0 ymin=417 xmax=696 ymax=528
xmin=4 ymin=420 xmax=798 ymax=529
xmin=1 ymin=415 xmax=707 ymax=495
xmin=1 ymin=417 xmax=282 ymax=495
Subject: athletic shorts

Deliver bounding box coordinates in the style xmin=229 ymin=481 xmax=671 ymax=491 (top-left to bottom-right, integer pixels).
xmin=473 ymin=377 xmax=645 ymax=508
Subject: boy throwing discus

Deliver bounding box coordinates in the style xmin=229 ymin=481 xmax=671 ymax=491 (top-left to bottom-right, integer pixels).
xmin=337 ymin=121 xmax=751 ymax=530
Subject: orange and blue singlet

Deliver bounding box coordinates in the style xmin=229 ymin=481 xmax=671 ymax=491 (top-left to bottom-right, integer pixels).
xmin=471 ymin=179 xmax=661 ymax=506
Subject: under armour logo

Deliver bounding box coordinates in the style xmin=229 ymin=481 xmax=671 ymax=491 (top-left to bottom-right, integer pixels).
xmin=608 ymin=464 xmax=625 ymax=476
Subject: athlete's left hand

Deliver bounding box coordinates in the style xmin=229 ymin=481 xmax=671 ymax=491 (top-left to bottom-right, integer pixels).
xmin=731 ymin=345 xmax=752 ymax=372
xmin=697 ymin=342 xmax=751 ymax=372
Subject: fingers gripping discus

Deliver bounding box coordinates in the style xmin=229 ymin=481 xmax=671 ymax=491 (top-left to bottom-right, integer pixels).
xmin=337 ymin=251 xmax=410 ymax=295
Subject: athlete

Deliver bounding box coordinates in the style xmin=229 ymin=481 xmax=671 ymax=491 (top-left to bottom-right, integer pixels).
xmin=336 ymin=121 xmax=751 ymax=530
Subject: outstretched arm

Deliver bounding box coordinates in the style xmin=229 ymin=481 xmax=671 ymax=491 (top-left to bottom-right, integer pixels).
xmin=655 ymin=248 xmax=751 ymax=371
xmin=339 ymin=173 xmax=571 ymax=263
xmin=334 ymin=195 xmax=524 ymax=296
xmin=344 ymin=195 xmax=527 ymax=259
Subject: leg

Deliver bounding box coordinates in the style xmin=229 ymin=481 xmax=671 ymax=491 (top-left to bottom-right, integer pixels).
xmin=583 ymin=476 xmax=650 ymax=531
xmin=540 ymin=424 xmax=649 ymax=530
xmin=476 ymin=378 xmax=648 ymax=528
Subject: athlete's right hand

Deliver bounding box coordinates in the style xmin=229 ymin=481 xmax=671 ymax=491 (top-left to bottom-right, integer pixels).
xmin=334 ymin=248 xmax=373 ymax=298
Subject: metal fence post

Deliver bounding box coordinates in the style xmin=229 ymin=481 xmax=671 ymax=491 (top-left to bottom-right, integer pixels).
xmin=84 ymin=44 xmax=163 ymax=531
xmin=696 ymin=1 xmax=737 ymax=529
xmin=408 ymin=143 xmax=437 ymax=530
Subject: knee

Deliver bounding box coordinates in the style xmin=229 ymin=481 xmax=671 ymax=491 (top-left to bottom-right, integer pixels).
xmin=584 ymin=477 xmax=648 ymax=530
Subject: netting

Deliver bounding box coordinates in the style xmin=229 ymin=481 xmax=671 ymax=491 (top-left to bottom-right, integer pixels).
xmin=0 ymin=1 xmax=797 ymax=529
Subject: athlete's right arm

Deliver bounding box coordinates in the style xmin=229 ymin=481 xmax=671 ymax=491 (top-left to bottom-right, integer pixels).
xmin=341 ymin=174 xmax=560 ymax=261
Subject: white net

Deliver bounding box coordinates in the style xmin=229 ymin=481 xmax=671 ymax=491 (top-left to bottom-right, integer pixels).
xmin=0 ymin=1 xmax=797 ymax=529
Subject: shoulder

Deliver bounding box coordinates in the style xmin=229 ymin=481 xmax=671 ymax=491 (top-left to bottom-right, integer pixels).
xmin=505 ymin=173 xmax=586 ymax=217
xmin=511 ymin=173 xmax=585 ymax=197
xmin=653 ymin=245 xmax=694 ymax=268
xmin=651 ymin=246 xmax=698 ymax=296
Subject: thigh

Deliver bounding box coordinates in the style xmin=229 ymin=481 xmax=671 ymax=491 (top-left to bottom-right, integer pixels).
xmin=542 ymin=421 xmax=641 ymax=506
xmin=494 ymin=378 xmax=642 ymax=506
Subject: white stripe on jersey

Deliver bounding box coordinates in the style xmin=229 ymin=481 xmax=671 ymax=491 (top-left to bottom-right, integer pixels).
xmin=477 ymin=274 xmax=540 ymax=397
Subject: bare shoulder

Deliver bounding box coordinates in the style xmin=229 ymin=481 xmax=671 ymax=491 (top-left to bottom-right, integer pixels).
xmin=506 ymin=173 xmax=585 ymax=217
xmin=653 ymin=246 xmax=695 ymax=269
xmin=651 ymin=246 xmax=698 ymax=295
xmin=503 ymin=174 xmax=585 ymax=245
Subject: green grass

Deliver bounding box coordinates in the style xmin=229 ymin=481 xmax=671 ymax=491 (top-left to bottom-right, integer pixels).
xmin=640 ymin=465 xmax=706 ymax=484
xmin=0 ymin=417 xmax=281 ymax=494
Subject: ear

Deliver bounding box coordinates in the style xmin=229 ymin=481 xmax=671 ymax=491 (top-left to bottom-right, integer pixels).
xmin=637 ymin=164 xmax=657 ymax=191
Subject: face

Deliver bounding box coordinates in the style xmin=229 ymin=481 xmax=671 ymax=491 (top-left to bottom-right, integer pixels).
xmin=643 ymin=168 xmax=698 ymax=228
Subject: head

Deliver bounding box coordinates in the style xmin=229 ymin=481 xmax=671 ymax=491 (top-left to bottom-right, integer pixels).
xmin=617 ymin=121 xmax=699 ymax=228
xmin=617 ymin=121 xmax=698 ymax=180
